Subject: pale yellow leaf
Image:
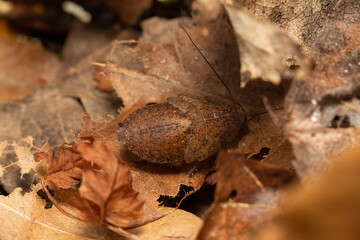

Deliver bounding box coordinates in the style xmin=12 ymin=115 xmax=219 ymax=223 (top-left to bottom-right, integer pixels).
xmin=129 ymin=208 xmax=203 ymax=240
xmin=0 ymin=188 xmax=124 ymax=240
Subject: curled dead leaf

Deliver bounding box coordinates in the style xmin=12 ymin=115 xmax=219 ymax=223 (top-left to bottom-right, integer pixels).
xmin=69 ymin=140 xmax=144 ymax=228
xmin=36 ymin=144 xmax=83 ymax=189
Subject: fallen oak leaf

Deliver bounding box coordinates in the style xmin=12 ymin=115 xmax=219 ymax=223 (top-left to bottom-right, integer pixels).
xmin=69 ymin=140 xmax=144 ymax=228
xmin=36 ymin=144 xmax=83 ymax=189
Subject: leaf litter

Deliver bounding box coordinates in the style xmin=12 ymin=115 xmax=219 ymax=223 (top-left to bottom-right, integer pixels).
xmin=0 ymin=0 xmax=359 ymax=239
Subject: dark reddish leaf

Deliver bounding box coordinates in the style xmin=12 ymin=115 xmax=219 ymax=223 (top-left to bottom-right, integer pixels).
xmin=69 ymin=140 xmax=143 ymax=227
xmin=36 ymin=144 xmax=83 ymax=189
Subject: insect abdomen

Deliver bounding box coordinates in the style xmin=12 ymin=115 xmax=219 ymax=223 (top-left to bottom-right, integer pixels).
xmin=118 ymin=102 xmax=192 ymax=165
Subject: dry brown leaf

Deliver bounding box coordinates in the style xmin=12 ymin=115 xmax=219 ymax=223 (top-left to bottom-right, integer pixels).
xmin=229 ymin=0 xmax=339 ymax=52
xmin=198 ymin=151 xmax=295 ymax=240
xmin=215 ymin=152 xmax=295 ymax=204
xmin=36 ymin=144 xmax=83 ymax=189
xmin=236 ymin=109 xmax=294 ymax=169
xmin=97 ymin=15 xmax=241 ymax=111
xmin=172 ymin=14 xmax=241 ymax=98
xmin=225 ymin=5 xmax=307 ymax=87
xmin=198 ymin=203 xmax=273 ymax=240
xmin=0 ymin=188 xmax=124 ymax=240
xmin=100 ymin=40 xmax=194 ymax=111
xmin=69 ymin=140 xmax=143 ymax=228
xmin=0 ymin=39 xmax=61 ymax=101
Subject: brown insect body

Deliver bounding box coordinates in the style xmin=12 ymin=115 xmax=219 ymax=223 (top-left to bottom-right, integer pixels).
xmin=118 ymin=94 xmax=245 ymax=165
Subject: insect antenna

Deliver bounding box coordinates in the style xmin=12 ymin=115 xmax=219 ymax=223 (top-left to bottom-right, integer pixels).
xmin=181 ymin=25 xmax=234 ymax=99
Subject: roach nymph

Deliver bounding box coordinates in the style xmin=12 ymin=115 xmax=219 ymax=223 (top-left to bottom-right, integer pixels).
xmin=118 ymin=94 xmax=245 ymax=165
xmin=118 ymin=25 xmax=245 ymax=165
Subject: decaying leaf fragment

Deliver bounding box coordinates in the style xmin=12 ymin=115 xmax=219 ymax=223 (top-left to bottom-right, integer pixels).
xmin=36 ymin=144 xmax=83 ymax=189
xmin=69 ymin=140 xmax=144 ymax=228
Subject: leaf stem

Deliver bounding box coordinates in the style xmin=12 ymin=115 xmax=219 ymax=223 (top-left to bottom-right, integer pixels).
xmin=41 ymin=179 xmax=82 ymax=221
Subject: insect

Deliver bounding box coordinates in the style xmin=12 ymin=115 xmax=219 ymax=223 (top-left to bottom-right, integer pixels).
xmin=118 ymin=27 xmax=246 ymax=166
xmin=118 ymin=94 xmax=245 ymax=165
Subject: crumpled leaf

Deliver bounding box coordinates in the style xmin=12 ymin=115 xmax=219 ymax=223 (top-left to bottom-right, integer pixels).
xmin=225 ymin=5 xmax=308 ymax=87
xmin=69 ymin=140 xmax=143 ymax=228
xmin=0 ymin=39 xmax=61 ymax=101
xmin=0 ymin=188 xmax=123 ymax=240
xmin=198 ymin=151 xmax=295 ymax=240
xmin=231 ymin=0 xmax=339 ymax=52
xmin=36 ymin=144 xmax=83 ymax=189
